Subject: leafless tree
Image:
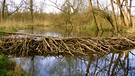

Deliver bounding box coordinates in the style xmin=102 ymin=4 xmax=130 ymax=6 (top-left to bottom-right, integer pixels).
xmin=96 ymin=0 xmax=100 ymax=9
xmin=1 ymin=0 xmax=24 ymax=20
xmin=110 ymin=0 xmax=118 ymax=32
xmin=115 ymin=0 xmax=127 ymax=27
xmin=115 ymin=0 xmax=133 ymax=27
xmin=7 ymin=0 xmax=24 ymax=16
xmin=1 ymin=0 xmax=6 ymax=20
xmin=125 ymin=0 xmax=133 ymax=27
xmin=88 ymin=0 xmax=99 ymax=31
xmin=48 ymin=0 xmax=84 ymax=25
xmin=30 ymin=0 xmax=34 ymax=22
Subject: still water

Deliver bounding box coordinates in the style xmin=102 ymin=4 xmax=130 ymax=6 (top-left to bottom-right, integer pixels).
xmin=12 ymin=50 xmax=135 ymax=76
xmin=18 ymin=26 xmax=114 ymax=37
xmin=11 ymin=26 xmax=135 ymax=76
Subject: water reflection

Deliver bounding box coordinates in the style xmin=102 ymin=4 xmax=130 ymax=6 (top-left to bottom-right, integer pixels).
xmin=11 ymin=50 xmax=135 ymax=76
xmin=9 ymin=26 xmax=135 ymax=76
xmin=18 ymin=26 xmax=114 ymax=37
xmin=19 ymin=29 xmax=62 ymax=37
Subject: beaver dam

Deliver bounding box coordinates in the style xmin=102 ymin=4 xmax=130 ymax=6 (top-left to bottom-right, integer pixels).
xmin=0 ymin=31 xmax=135 ymax=57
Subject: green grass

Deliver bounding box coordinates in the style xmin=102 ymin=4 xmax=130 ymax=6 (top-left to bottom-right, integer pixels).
xmin=0 ymin=54 xmax=30 ymax=76
xmin=0 ymin=26 xmax=18 ymax=36
xmin=0 ymin=27 xmax=18 ymax=32
xmin=0 ymin=54 xmax=15 ymax=76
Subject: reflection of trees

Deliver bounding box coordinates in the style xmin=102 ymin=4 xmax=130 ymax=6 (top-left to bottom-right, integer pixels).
xmin=22 ymin=26 xmax=113 ymax=38
xmin=85 ymin=51 xmax=135 ymax=76
xmin=32 ymin=51 xmax=135 ymax=76
xmin=48 ymin=56 xmax=86 ymax=76
xmin=14 ymin=50 xmax=135 ymax=76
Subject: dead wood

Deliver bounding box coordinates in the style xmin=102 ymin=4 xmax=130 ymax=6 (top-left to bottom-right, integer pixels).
xmin=0 ymin=31 xmax=135 ymax=57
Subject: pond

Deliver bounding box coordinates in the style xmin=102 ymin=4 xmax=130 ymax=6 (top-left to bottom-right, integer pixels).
xmin=9 ymin=26 xmax=135 ymax=76
xmin=11 ymin=50 xmax=135 ymax=76
xmin=18 ymin=26 xmax=115 ymax=37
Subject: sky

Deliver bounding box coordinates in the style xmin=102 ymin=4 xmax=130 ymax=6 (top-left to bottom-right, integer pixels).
xmin=2 ymin=0 xmax=135 ymax=14
xmin=13 ymin=0 xmax=61 ymax=13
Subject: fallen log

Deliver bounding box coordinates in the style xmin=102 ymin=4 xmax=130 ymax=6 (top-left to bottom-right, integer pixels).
xmin=0 ymin=31 xmax=135 ymax=57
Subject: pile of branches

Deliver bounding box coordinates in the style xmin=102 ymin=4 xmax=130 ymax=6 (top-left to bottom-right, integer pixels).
xmin=0 ymin=33 xmax=135 ymax=57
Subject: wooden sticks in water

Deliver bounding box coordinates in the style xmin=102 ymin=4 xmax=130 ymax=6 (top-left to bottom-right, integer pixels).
xmin=0 ymin=35 xmax=135 ymax=57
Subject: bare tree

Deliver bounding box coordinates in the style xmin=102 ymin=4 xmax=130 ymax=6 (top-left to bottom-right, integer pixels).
xmin=48 ymin=0 xmax=84 ymax=25
xmin=7 ymin=0 xmax=24 ymax=16
xmin=96 ymin=0 xmax=100 ymax=9
xmin=115 ymin=0 xmax=133 ymax=27
xmin=2 ymin=0 xmax=6 ymax=20
xmin=110 ymin=0 xmax=118 ymax=32
xmin=115 ymin=0 xmax=127 ymax=27
xmin=30 ymin=0 xmax=34 ymax=22
xmin=88 ymin=0 xmax=99 ymax=31
xmin=125 ymin=0 xmax=133 ymax=27
xmin=1 ymin=0 xmax=24 ymax=20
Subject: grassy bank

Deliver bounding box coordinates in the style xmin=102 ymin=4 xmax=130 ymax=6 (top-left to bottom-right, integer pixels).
xmin=0 ymin=54 xmax=29 ymax=76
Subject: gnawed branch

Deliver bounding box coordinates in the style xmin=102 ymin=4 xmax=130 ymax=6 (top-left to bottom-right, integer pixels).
xmin=1 ymin=31 xmax=135 ymax=57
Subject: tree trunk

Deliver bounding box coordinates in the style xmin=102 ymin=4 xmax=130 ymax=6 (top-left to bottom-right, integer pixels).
xmin=125 ymin=0 xmax=133 ymax=27
xmin=30 ymin=0 xmax=34 ymax=22
xmin=96 ymin=0 xmax=99 ymax=9
xmin=88 ymin=0 xmax=99 ymax=31
xmin=2 ymin=0 xmax=6 ymax=20
xmin=130 ymin=0 xmax=133 ymax=27
xmin=116 ymin=0 xmax=127 ymax=27
xmin=110 ymin=0 xmax=118 ymax=32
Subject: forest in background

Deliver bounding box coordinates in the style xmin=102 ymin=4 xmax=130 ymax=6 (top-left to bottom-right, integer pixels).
xmin=0 ymin=0 xmax=135 ymax=33
xmin=1 ymin=0 xmax=135 ymax=76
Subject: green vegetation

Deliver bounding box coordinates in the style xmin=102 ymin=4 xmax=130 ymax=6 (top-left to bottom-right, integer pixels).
xmin=0 ymin=27 xmax=18 ymax=36
xmin=0 ymin=54 xmax=29 ymax=76
xmin=0 ymin=27 xmax=18 ymax=32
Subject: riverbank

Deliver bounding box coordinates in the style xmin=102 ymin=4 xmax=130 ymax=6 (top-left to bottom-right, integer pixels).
xmin=0 ymin=54 xmax=30 ymax=76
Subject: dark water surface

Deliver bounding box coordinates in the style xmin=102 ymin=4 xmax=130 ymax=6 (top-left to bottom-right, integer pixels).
xmin=10 ymin=26 xmax=135 ymax=76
